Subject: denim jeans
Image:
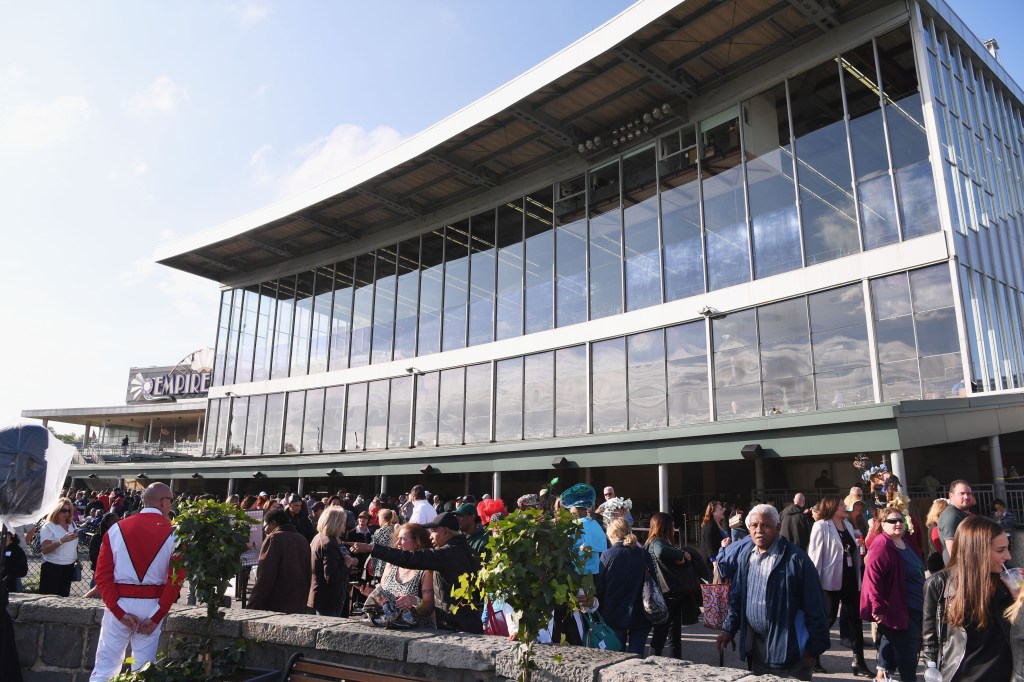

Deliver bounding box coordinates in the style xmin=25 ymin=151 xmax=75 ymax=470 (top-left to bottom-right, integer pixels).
xmin=877 ymin=608 xmax=923 ymax=681
xmin=613 ymin=627 xmax=651 ymax=656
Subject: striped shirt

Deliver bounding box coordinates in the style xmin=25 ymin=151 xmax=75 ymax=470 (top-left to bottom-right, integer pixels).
xmin=745 ymin=537 xmax=783 ymax=637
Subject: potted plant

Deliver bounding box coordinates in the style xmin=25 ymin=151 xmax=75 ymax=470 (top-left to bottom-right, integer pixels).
xmin=454 ymin=480 xmax=593 ymax=682
xmin=111 ymin=499 xmax=275 ymax=682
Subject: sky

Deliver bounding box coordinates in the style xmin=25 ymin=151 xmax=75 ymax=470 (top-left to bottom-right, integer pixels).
xmin=0 ymin=0 xmax=1021 ymax=434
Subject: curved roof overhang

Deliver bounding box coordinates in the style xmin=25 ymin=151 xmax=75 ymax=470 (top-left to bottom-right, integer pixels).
xmin=157 ymin=0 xmax=891 ymax=283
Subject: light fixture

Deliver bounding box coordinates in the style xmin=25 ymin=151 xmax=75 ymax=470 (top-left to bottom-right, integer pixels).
xmin=552 ymin=456 xmax=571 ymax=469
xmin=137 ymin=473 xmax=148 ymax=479
xmin=699 ymin=305 xmax=726 ymax=319
xmin=253 ymin=471 xmax=267 ymax=479
xmin=88 ymin=473 xmax=98 ymax=479
xmin=191 ymin=473 xmax=202 ymax=479
xmin=225 ymin=391 xmax=238 ymax=398
xmin=421 ymin=465 xmax=438 ymax=475
xmin=327 ymin=469 xmax=341 ymax=478
xmin=609 ymin=102 xmax=673 ymax=149
xmin=406 ymin=367 xmax=424 ymax=375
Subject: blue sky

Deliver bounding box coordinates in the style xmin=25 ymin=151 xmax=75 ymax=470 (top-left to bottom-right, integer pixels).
xmin=0 ymin=1 xmax=1020 ymax=433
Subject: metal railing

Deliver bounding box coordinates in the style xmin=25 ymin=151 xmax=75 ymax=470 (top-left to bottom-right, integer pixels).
xmin=79 ymin=441 xmax=205 ymax=461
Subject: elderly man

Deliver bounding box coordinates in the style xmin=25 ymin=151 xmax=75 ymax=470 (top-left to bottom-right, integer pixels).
xmin=938 ymin=479 xmax=974 ymax=562
xmin=717 ymin=504 xmax=829 ymax=680
xmin=91 ymin=483 xmax=183 ymax=682
xmin=349 ymin=511 xmax=481 ymax=632
xmin=779 ymin=493 xmax=813 ymax=551
xmin=595 ymin=485 xmax=634 ymax=524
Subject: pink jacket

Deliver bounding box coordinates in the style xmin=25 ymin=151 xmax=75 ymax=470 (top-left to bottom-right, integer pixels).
xmin=859 ymin=532 xmax=912 ymax=629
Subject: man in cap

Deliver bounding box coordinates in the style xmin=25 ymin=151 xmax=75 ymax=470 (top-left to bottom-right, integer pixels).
xmin=454 ymin=502 xmax=490 ymax=557
xmin=285 ymin=494 xmax=315 ymax=542
xmin=90 ymin=483 xmax=183 ymax=682
xmin=349 ymin=512 xmax=482 ymax=632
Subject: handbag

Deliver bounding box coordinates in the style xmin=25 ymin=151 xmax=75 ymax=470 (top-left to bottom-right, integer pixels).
xmin=482 ymin=597 xmax=510 ymax=638
xmin=641 ymin=556 xmax=669 ymax=624
xmin=652 ymin=555 xmax=671 ymax=593
xmin=700 ymin=564 xmax=730 ymax=630
xmin=583 ymin=611 xmax=622 ymax=651
xmin=72 ymin=561 xmax=82 ymax=582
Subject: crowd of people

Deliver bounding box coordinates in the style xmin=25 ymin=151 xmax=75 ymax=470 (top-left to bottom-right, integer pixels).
xmin=5 ymin=469 xmax=1024 ymax=682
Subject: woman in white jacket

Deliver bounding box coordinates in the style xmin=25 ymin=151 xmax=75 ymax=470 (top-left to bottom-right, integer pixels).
xmin=808 ymin=494 xmax=869 ymax=676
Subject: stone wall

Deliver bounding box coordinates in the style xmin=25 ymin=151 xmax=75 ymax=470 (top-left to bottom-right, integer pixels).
xmin=9 ymin=594 xmax=789 ymax=682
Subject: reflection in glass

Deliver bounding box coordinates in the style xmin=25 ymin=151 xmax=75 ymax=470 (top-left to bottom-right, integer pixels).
xmin=389 ymin=376 xmax=411 ymax=448
xmin=303 ymin=388 xmax=324 ymax=453
xmin=394 ymin=239 xmax=420 ymax=361
xmin=921 ymin=352 xmax=964 ymax=397
xmin=556 ymin=346 xmax=587 ymax=436
xmin=702 ymin=109 xmax=749 ymax=289
xmin=419 ymin=232 xmax=444 ymax=356
xmin=349 ymin=256 xmax=375 ymax=368
xmin=414 ymin=372 xmax=439 ymax=447
xmin=364 ymin=380 xmax=389 ymax=450
xmin=464 ymin=363 xmax=492 ymax=443
xmin=880 ymin=358 xmax=921 ymax=401
xmin=495 ymin=358 xmax=523 ymax=441
xmin=214 ymin=398 xmax=230 ymax=456
xmin=227 ymin=397 xmax=247 ymax=455
xmin=763 ymin=376 xmax=815 ymax=414
xmin=667 ymin=321 xmax=709 ymax=425
xmin=496 ymin=201 xmax=524 ymax=340
xmin=714 ymin=310 xmax=759 ymax=418
xmin=271 ymin=279 xmax=294 ymax=379
xmin=213 ymin=292 xmax=232 ymax=387
xmin=263 ymin=393 xmax=284 ymax=454
xmin=253 ymin=283 xmax=277 ymax=382
xmin=592 ymin=338 xmax=627 ymax=434
xmin=245 ymin=395 xmax=266 ymax=455
xmin=344 ymin=383 xmax=367 ymax=451
xmin=628 ymin=330 xmax=666 ymax=429
xmin=322 ymin=386 xmax=344 ymax=452
xmin=438 ymin=368 xmax=465 ymax=446
xmin=283 ymin=391 xmax=305 ymax=453
xmin=524 ymin=187 xmax=554 ymax=334
xmin=660 ymin=126 xmax=704 ymax=300
xmin=555 ymin=175 xmax=587 ymax=327
xmin=524 ymin=352 xmax=554 ymax=439
xmin=623 ymin=146 xmax=661 ymax=310
xmin=290 ymin=272 xmax=314 ymax=377
xmin=815 ymin=366 xmax=873 ymax=408
xmin=309 ymin=267 xmax=334 ymax=374
xmin=442 ymin=223 xmax=470 ymax=351
xmin=371 ymin=249 xmax=397 ymax=364
xmin=469 ymin=211 xmax=496 ymax=346
xmin=235 ymin=288 xmax=259 ymax=384
xmin=588 ymin=161 xmax=623 ymax=319
xmin=328 ymin=260 xmax=353 ymax=371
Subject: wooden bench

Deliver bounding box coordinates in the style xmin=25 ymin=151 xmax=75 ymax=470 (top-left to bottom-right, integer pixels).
xmin=281 ymin=652 xmax=436 ymax=682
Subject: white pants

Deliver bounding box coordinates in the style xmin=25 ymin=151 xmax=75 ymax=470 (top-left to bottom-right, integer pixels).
xmin=89 ymin=601 xmax=162 ymax=682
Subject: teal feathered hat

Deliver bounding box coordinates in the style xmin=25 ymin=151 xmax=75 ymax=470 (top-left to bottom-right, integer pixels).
xmin=560 ymin=483 xmax=597 ymax=510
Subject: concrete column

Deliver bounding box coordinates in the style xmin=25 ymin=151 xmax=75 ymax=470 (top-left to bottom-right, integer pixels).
xmin=658 ymin=464 xmax=669 ymax=513
xmin=42 ymin=419 xmax=48 ymax=428
xmin=890 ymin=450 xmax=907 ymax=495
xmin=584 ymin=467 xmax=592 ymax=485
xmin=84 ymin=422 xmax=92 ymax=447
xmin=990 ymin=435 xmax=1007 ymax=502
xmin=492 ymin=471 xmax=501 ymax=501
xmin=148 ymin=418 xmax=154 ymax=443
xmin=464 ymin=473 xmax=471 ymax=497
xmin=226 ymin=478 xmax=235 ymax=498
xmin=754 ymin=458 xmax=765 ymax=495
xmin=379 ymin=475 xmax=388 ymax=495
xmin=296 ymin=477 xmax=305 ymax=496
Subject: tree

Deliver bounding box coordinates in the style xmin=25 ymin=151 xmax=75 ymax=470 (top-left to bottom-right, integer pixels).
xmin=48 ymin=426 xmax=79 ymax=445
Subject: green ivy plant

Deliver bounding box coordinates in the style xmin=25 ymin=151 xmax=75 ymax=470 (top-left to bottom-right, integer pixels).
xmin=111 ymin=499 xmax=252 ymax=681
xmin=453 ymin=501 xmax=591 ymax=682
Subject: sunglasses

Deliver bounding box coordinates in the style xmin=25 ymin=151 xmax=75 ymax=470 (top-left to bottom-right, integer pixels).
xmin=883 ymin=518 xmax=904 ymax=525
xmin=60 ymin=509 xmax=72 ymax=513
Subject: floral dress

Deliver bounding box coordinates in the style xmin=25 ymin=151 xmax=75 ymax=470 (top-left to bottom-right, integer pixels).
xmin=370 ymin=564 xmax=434 ymax=628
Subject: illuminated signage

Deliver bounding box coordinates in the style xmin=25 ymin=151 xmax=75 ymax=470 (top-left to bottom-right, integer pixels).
xmin=127 ymin=367 xmax=212 ymax=403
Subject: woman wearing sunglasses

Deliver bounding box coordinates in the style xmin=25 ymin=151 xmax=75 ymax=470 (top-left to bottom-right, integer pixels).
xmin=38 ymin=497 xmax=81 ymax=596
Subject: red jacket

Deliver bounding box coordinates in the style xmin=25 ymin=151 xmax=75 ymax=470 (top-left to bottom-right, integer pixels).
xmin=859 ymin=532 xmax=919 ymax=629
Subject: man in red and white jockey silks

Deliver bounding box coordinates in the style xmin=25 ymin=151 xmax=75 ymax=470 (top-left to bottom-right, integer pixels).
xmin=90 ymin=483 xmax=183 ymax=682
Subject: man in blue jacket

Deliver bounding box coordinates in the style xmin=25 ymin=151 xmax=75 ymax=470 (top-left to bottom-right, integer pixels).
xmin=716 ymin=504 xmax=829 ymax=680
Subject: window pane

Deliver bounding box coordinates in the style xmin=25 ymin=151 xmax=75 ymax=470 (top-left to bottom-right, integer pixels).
xmin=283 ymin=391 xmax=305 ymax=453
xmin=371 ymin=248 xmax=397 ymax=364
xmin=660 ymin=125 xmax=704 ymax=300
xmin=628 ymin=330 xmax=666 ymax=429
xmin=745 ymin=83 xmax=802 ymax=277
xmin=442 ymin=222 xmax=470 ymax=351
xmin=496 ymin=200 xmax=524 ymax=340
xmin=592 ymin=338 xmax=627 ymax=434
xmin=880 ymin=358 xmax=922 ymax=400
xmin=309 ymin=267 xmax=334 ymax=374
xmin=349 ymin=256 xmax=374 ymax=368
xmin=815 ymin=366 xmax=874 ymax=408
xmin=556 ymin=346 xmax=587 ymax=436
xmin=812 ymin=325 xmax=870 ymax=371
xmin=872 ymin=272 xmax=912 ymax=319
xmin=345 ymin=383 xmax=367 ymax=451
xmin=910 ymin=262 xmax=953 ymax=314
xmin=896 ymin=161 xmax=941 ymax=238
xmin=223 ymin=290 xmax=243 ymax=385
xmin=524 ymin=186 xmax=554 ymax=334
xmin=763 ymin=375 xmax=815 ymax=414
xmin=464 ymin=363 xmax=491 ymax=443
xmin=588 ymin=161 xmax=623 ymax=319
xmin=555 ymin=175 xmax=588 ymax=327
xmin=303 ymin=388 xmax=324 ymax=453
xmin=271 ymin=279 xmax=294 ymax=379
xmin=809 ymin=284 xmax=865 ymax=332
xmin=758 ymin=297 xmax=809 ymax=343
xmin=245 ymin=395 xmax=265 ymax=455
xmin=414 ymin=372 xmax=439 ymax=447
xmin=419 ymin=232 xmax=444 ymax=356
xmin=524 ymin=352 xmax=554 ymax=439
xmin=235 ymin=288 xmax=259 ymax=383
xmin=263 ymin=393 xmax=284 ymax=454
xmin=213 ymin=291 xmax=233 ymax=387
xmin=469 ymin=211 xmax=497 ymax=346
xmin=495 ymin=357 xmax=523 ymax=441
xmin=921 ymin=352 xmax=964 ymax=398
xmin=328 ymin=260 xmax=353 ymax=371
xmin=365 ymin=380 xmax=389 ymax=450
xmin=322 ymin=386 xmax=345 ymax=452
xmin=227 ymin=396 xmax=247 ymax=456
xmin=716 ymin=383 xmax=761 ymax=420
xmin=915 ymin=308 xmax=959 ymax=357
xmin=667 ymin=320 xmax=709 ymax=425
xmin=253 ymin=282 xmax=278 ymax=381
xmin=389 ymin=376 xmax=411 ymax=448
xmin=394 ymin=238 xmax=420 ymax=361
xmin=792 ymin=60 xmax=859 ymax=263
xmin=290 ymin=271 xmax=314 ymax=376
xmin=438 ymin=368 xmax=465 ymax=446
xmin=760 ymin=337 xmax=813 ymax=381
xmin=875 ymin=315 xmax=917 ymax=362
xmin=702 ymin=109 xmax=749 ymax=289
xmin=623 ymin=146 xmax=661 ymax=310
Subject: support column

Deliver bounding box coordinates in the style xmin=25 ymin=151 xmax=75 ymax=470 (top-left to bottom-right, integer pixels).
xmin=890 ymin=450 xmax=907 ymax=496
xmin=148 ymin=418 xmax=154 ymax=443
xmin=584 ymin=467 xmax=592 ymax=485
xmin=84 ymin=422 xmax=92 ymax=447
xmin=296 ymin=478 xmax=305 ymax=496
xmin=226 ymin=478 xmax=235 ymax=498
xmin=379 ymin=475 xmax=388 ymax=496
xmin=658 ymin=464 xmax=669 ymax=513
xmin=492 ymin=471 xmax=501 ymax=501
xmin=990 ymin=435 xmax=1007 ymax=502
xmin=464 ymin=473 xmax=471 ymax=497
xmin=754 ymin=459 xmax=765 ymax=496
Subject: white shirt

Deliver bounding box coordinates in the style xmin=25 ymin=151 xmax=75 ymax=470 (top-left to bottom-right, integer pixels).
xmin=41 ymin=521 xmax=79 ymax=565
xmin=408 ymin=499 xmax=437 ymax=525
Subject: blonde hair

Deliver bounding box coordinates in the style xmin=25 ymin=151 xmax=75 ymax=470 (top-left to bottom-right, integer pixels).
xmin=377 ymin=508 xmax=396 ymax=525
xmin=606 ymin=518 xmax=638 ymax=547
xmin=926 ymin=499 xmax=949 ymax=527
xmin=47 ymin=497 xmax=75 ymax=524
xmin=317 ymin=506 xmax=347 ymax=538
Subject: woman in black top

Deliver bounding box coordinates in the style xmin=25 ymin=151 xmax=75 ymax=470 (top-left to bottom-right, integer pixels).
xmin=1 ymin=531 xmax=27 ymax=595
xmin=699 ymin=500 xmax=730 ymax=569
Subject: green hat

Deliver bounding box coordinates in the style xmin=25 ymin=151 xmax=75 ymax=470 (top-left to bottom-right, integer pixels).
xmin=560 ymin=483 xmax=596 ymax=510
xmin=454 ymin=502 xmax=477 ymax=516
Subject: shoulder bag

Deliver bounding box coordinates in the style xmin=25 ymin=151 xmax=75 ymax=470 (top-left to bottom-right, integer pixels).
xmin=700 ymin=562 xmax=730 ymax=630
xmin=583 ymin=610 xmax=622 ymax=651
xmin=641 ymin=551 xmax=669 ymax=624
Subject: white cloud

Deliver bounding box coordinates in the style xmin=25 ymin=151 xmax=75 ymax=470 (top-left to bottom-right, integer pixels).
xmin=0 ymin=96 xmax=91 ymax=152
xmin=273 ymin=123 xmax=405 ymax=198
xmin=133 ymin=162 xmax=147 ymax=175
xmin=232 ymin=2 xmax=271 ymax=26
xmin=119 ymin=257 xmax=219 ymax=319
xmin=124 ymin=77 xmax=189 ymax=117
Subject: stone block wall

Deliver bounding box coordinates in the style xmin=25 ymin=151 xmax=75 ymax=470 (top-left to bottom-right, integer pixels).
xmin=9 ymin=595 xmax=791 ymax=682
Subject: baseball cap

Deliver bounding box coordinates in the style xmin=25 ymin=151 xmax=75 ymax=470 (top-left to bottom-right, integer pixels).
xmin=453 ymin=503 xmax=476 ymax=516
xmin=258 ymin=491 xmax=268 ymax=497
xmin=422 ymin=512 xmax=460 ymax=531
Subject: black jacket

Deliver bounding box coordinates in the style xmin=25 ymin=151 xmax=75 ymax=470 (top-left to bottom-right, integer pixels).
xmin=308 ymin=534 xmax=348 ymax=614
xmin=2 ymin=543 xmax=28 ymax=594
xmin=779 ymin=504 xmax=813 ymax=551
xmin=370 ymin=533 xmax=482 ymax=633
xmin=287 ymin=510 xmax=316 ymax=543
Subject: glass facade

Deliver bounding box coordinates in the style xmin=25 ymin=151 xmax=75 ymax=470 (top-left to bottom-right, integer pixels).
xmin=201 ymin=18 xmax=1024 ymax=458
